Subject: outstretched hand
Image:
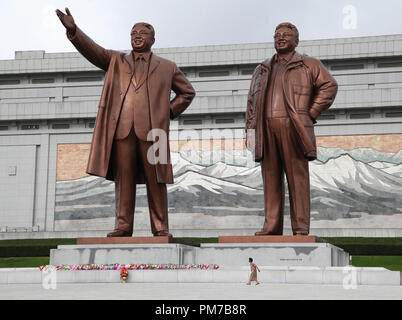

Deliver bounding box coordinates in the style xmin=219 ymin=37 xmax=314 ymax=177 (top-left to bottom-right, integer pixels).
xmin=55 ymin=7 xmax=76 ymax=34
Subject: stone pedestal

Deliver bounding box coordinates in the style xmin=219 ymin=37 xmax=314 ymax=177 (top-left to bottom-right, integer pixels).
xmin=197 ymin=243 xmax=349 ymax=267
xmin=50 ymin=236 xmax=349 ymax=267
xmin=50 ymin=243 xmax=196 ymax=266
xmin=207 ymin=235 xmax=348 ymax=267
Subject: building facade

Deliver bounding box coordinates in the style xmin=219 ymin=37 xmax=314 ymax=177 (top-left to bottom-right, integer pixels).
xmin=0 ymin=34 xmax=401 ymax=238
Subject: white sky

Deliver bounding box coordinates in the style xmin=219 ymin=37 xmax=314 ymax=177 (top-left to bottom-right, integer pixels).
xmin=0 ymin=0 xmax=401 ymax=60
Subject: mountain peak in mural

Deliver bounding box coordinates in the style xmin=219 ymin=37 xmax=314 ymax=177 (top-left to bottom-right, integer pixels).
xmin=55 ymin=148 xmax=402 ymax=223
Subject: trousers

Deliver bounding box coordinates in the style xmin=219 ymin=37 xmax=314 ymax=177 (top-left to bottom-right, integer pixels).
xmin=261 ymin=118 xmax=310 ymax=235
xmin=111 ymin=127 xmax=169 ymax=235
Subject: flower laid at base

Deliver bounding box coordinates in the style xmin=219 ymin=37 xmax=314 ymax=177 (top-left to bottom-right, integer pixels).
xmin=39 ymin=264 xmax=220 ymax=271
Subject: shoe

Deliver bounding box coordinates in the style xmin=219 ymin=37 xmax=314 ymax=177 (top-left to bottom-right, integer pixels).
xmin=254 ymin=231 xmax=281 ymax=236
xmin=294 ymin=231 xmax=308 ymax=236
xmin=154 ymin=231 xmax=173 ymax=237
xmin=107 ymin=230 xmax=132 ymax=237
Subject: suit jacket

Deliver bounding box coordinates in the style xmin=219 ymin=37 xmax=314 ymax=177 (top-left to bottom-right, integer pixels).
xmin=114 ymin=66 xmax=151 ymax=141
xmin=245 ymin=52 xmax=338 ymax=162
xmin=67 ymin=27 xmax=195 ymax=183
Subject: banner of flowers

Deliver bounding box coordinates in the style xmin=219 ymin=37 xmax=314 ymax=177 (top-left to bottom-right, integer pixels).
xmin=39 ymin=264 xmax=220 ymax=271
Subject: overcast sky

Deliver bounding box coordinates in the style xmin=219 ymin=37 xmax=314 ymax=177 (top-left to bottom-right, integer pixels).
xmin=0 ymin=0 xmax=401 ymax=60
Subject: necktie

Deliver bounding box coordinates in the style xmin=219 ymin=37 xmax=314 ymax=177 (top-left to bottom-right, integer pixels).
xmin=135 ymin=56 xmax=145 ymax=85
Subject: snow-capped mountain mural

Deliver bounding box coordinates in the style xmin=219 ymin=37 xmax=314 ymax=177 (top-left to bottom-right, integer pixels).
xmin=316 ymin=147 xmax=402 ymax=164
xmin=54 ymin=147 xmax=402 ymax=235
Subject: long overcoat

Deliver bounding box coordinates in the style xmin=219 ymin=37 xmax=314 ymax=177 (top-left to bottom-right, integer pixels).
xmin=246 ymin=52 xmax=338 ymax=162
xmin=67 ymin=27 xmax=195 ymax=183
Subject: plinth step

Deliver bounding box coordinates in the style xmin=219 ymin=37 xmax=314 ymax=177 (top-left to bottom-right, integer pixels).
xmin=218 ymin=235 xmax=324 ymax=243
xmin=77 ymin=237 xmax=193 ymax=246
xmin=1 ymin=267 xmax=400 ymax=286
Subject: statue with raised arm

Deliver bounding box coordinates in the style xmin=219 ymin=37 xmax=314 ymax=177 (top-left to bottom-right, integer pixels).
xmin=56 ymin=8 xmax=195 ymax=237
xmin=246 ymin=22 xmax=338 ymax=236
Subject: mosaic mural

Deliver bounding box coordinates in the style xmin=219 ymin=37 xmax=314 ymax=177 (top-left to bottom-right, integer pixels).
xmin=54 ymin=137 xmax=402 ymax=235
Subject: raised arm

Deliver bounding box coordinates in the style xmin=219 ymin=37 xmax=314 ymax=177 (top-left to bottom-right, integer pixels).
xmin=56 ymin=8 xmax=113 ymax=71
xmin=56 ymin=7 xmax=76 ymax=36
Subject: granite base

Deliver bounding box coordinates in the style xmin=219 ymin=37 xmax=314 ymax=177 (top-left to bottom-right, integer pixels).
xmin=50 ymin=238 xmax=349 ymax=267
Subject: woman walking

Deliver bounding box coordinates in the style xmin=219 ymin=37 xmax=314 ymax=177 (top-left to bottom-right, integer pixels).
xmin=247 ymin=257 xmax=260 ymax=285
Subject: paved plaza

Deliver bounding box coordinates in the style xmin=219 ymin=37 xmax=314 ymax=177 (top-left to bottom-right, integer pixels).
xmin=0 ymin=282 xmax=401 ymax=300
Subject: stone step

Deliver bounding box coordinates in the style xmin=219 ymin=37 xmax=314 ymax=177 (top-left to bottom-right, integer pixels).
xmin=219 ymin=235 xmax=324 ymax=243
xmin=0 ymin=266 xmax=400 ymax=286
xmin=77 ymin=236 xmax=193 ymax=246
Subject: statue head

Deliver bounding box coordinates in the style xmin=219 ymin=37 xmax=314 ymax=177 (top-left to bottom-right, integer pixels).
xmin=131 ymin=22 xmax=155 ymax=53
xmin=274 ymin=22 xmax=299 ymax=54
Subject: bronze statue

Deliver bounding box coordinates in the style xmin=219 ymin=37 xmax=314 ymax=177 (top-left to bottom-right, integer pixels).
xmin=246 ymin=22 xmax=338 ymax=236
xmin=56 ymin=8 xmax=195 ymax=237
